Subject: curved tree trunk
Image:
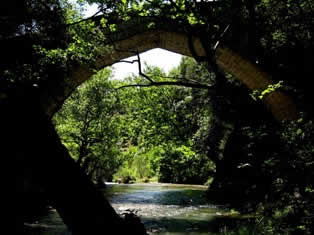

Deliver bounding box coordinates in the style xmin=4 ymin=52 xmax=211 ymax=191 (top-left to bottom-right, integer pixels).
xmin=11 ymin=88 xmax=146 ymax=234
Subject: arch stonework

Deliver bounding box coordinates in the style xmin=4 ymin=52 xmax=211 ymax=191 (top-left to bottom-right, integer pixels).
xmin=44 ymin=29 xmax=298 ymax=121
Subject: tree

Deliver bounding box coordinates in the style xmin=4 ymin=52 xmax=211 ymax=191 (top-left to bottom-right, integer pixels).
xmin=54 ymin=68 xmax=122 ymax=182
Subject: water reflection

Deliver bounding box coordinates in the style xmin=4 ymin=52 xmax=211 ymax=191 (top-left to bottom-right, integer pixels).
xmin=25 ymin=183 xmax=227 ymax=235
xmin=103 ymin=183 xmax=222 ymax=234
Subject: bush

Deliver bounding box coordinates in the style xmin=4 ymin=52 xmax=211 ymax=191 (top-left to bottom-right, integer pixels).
xmin=113 ymin=146 xmax=155 ymax=182
xmin=156 ymin=145 xmax=215 ymax=184
xmin=261 ymin=115 xmax=314 ymax=235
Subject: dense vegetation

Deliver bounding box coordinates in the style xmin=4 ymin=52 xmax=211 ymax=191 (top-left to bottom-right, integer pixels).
xmin=54 ymin=58 xmax=216 ymax=185
xmin=5 ymin=0 xmax=314 ymax=234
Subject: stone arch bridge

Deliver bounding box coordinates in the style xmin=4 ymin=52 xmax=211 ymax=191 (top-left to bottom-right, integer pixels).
xmin=42 ymin=18 xmax=297 ymax=121
xmin=11 ymin=18 xmax=298 ymax=234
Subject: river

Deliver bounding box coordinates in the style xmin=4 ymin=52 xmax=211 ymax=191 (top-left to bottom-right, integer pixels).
xmin=24 ymin=183 xmax=243 ymax=235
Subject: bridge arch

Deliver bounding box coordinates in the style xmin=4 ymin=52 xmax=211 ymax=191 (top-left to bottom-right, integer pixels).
xmin=44 ymin=28 xmax=297 ymax=121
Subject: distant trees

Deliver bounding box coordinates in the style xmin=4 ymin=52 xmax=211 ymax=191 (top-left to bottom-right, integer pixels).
xmin=54 ymin=59 xmax=217 ymax=185
xmin=54 ymin=68 xmax=122 ymax=183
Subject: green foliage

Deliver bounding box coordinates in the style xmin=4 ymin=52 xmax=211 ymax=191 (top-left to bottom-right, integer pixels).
xmin=54 ymin=68 xmax=123 ymax=181
xmin=231 ymin=115 xmax=314 ymax=234
xmin=112 ymin=61 xmax=216 ymax=184
xmin=250 ymin=81 xmax=284 ymax=101
xmin=157 ymin=144 xmax=215 ymax=184
xmin=209 ymin=112 xmax=314 ymax=234
xmin=266 ymin=115 xmax=314 ymax=234
xmin=56 ymin=58 xmax=217 ymax=185
xmin=113 ymin=146 xmax=154 ymax=183
xmin=53 ymin=60 xmax=215 ymax=185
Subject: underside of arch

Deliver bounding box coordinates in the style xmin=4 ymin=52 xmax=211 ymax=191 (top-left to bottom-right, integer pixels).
xmin=44 ymin=29 xmax=297 ymax=121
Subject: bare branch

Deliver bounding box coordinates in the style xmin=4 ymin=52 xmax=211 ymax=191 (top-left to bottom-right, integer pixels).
xmin=113 ymin=53 xmax=210 ymax=88
xmin=116 ymin=81 xmax=213 ymax=90
xmin=115 ymin=59 xmax=138 ymax=64
xmin=67 ymin=10 xmax=103 ymax=26
xmin=135 ymin=52 xmax=155 ymax=83
xmin=213 ymin=24 xmax=230 ymax=50
xmin=113 ymin=50 xmax=213 ymax=90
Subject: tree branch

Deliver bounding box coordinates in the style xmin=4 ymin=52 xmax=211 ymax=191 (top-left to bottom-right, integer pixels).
xmin=115 ymin=59 xmax=138 ymax=64
xmin=136 ymin=52 xmax=154 ymax=83
xmin=113 ymin=51 xmax=213 ymax=90
xmin=117 ymin=81 xmax=213 ymax=90
xmin=67 ymin=10 xmax=103 ymax=26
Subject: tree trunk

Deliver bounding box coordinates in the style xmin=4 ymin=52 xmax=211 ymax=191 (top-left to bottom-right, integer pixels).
xmin=77 ymin=141 xmax=88 ymax=166
xmin=10 ymin=88 xmax=146 ymax=234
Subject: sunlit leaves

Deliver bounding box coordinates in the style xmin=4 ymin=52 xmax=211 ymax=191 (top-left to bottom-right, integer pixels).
xmin=54 ymin=68 xmax=123 ymax=179
xmin=250 ymin=81 xmax=284 ymax=101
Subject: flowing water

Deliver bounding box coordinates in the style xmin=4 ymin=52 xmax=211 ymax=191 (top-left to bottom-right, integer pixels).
xmin=25 ymin=183 xmax=239 ymax=235
xmin=104 ymin=183 xmax=224 ymax=234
